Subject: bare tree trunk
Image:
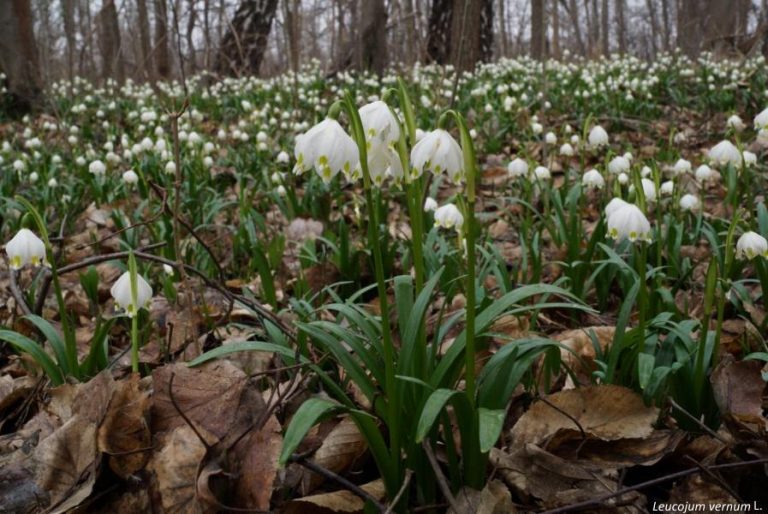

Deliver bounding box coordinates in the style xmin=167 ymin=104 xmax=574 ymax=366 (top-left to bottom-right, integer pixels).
xmin=531 ymin=0 xmax=545 ymax=59
xmin=660 ymin=0 xmax=671 ymax=52
xmin=98 ymin=0 xmax=124 ymax=84
xmin=645 ymin=0 xmax=660 ymax=56
xmin=186 ymin=0 xmax=197 ymax=73
xmin=155 ymin=0 xmax=172 ymax=78
xmin=0 ymin=0 xmax=42 ymax=115
xmin=560 ymin=0 xmax=586 ymax=56
xmin=360 ymin=0 xmax=388 ymax=74
xmin=427 ymin=0 xmax=453 ymax=64
xmin=216 ymin=0 xmax=279 ymax=76
xmin=678 ymin=0 xmax=700 ymax=57
xmin=551 ymin=0 xmax=560 ymax=58
xmin=616 ymin=0 xmax=626 ymax=54
xmin=62 ymin=0 xmax=76 ymax=81
xmin=601 ymin=0 xmax=610 ymax=55
xmin=136 ymin=0 xmax=153 ymax=80
xmin=703 ymin=0 xmax=739 ymax=55
xmin=203 ymin=0 xmax=212 ymax=69
xmin=78 ymin=0 xmax=96 ymax=79
xmin=283 ymin=0 xmax=300 ymax=73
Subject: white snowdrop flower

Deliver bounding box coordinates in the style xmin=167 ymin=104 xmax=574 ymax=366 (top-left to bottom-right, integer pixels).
xmin=708 ymin=140 xmax=741 ymax=166
xmin=13 ymin=159 xmax=25 ymax=172
xmin=424 ymin=197 xmax=438 ymax=212
xmin=531 ymin=122 xmax=543 ymax=135
xmin=534 ymin=165 xmax=551 ymax=180
xmin=276 ymin=150 xmax=290 ymax=164
xmin=608 ymin=156 xmax=630 ymax=175
xmin=76 ymin=156 xmax=86 ymax=166
xmin=110 ymin=271 xmax=153 ymax=317
xmin=582 ymin=169 xmax=605 ymax=189
xmin=673 ymin=158 xmax=692 ymax=175
xmin=754 ymin=107 xmax=768 ymax=130
xmin=695 ymin=164 xmax=715 ymax=183
xmin=507 ymin=158 xmax=529 ymax=178
xmin=29 ymin=172 xmax=38 ymax=183
xmin=203 ymin=156 xmax=214 ymax=168
xmin=641 ymin=178 xmax=657 ymax=202
xmin=559 ymin=143 xmax=574 ymax=157
xmin=623 ymin=152 xmax=634 ymax=162
xmin=736 ymin=231 xmax=768 ymax=259
xmin=270 ymin=172 xmax=282 ymax=184
xmin=757 ymin=129 xmax=768 ymax=145
xmin=361 ymin=139 xmax=402 ymax=186
xmin=164 ymin=161 xmax=176 ymax=175
xmin=163 ymin=264 xmax=174 ymax=275
xmin=5 ymin=228 xmax=47 ymax=270
xmin=123 ymin=169 xmax=139 ymax=184
xmin=257 ymin=141 xmax=268 ymax=151
xmin=607 ymin=203 xmax=652 ymax=243
xmin=674 ymin=132 xmax=687 ymax=144
xmin=47 ymin=177 xmax=57 ymax=188
xmin=89 ymin=159 xmax=106 ymax=176
xmin=359 ymin=100 xmax=400 ymax=144
xmin=415 ymin=129 xmax=425 ymax=142
xmin=294 ymin=118 xmax=359 ymax=184
xmin=544 ymin=132 xmax=557 ymax=144
xmin=727 ymin=114 xmax=746 ymax=132
xmin=588 ymin=125 xmax=609 ymax=148
xmin=660 ymin=180 xmax=674 ymax=196
xmin=256 ymin=131 xmax=268 ymax=143
xmin=742 ymin=151 xmax=757 ymax=167
xmin=434 ymin=204 xmax=464 ymax=231
xmin=276 ymin=185 xmax=287 ymax=196
xmin=67 ymin=135 xmax=78 ymax=145
xmin=640 ymin=166 xmax=652 ymax=178
xmin=617 ymin=172 xmax=629 ymax=185
xmin=570 ymin=134 xmax=580 ymax=145
xmin=106 ymin=152 xmax=120 ymax=164
xmin=469 ymin=129 xmax=477 ymax=139
xmin=679 ymin=194 xmax=700 ymax=211
xmin=410 ymin=129 xmax=464 ymax=183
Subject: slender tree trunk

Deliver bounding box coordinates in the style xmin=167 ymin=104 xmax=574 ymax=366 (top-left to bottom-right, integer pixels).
xmin=560 ymin=0 xmax=586 ymax=56
xmin=186 ymin=0 xmax=197 ymax=73
xmin=601 ymin=0 xmax=609 ymax=55
xmin=155 ymin=0 xmax=172 ymax=78
xmin=616 ymin=0 xmax=626 ymax=54
xmin=216 ymin=0 xmax=279 ymax=76
xmin=360 ymin=0 xmax=388 ymax=74
xmin=0 ymin=0 xmax=42 ymax=115
xmin=531 ymin=0 xmax=545 ymax=59
xmin=427 ymin=0 xmax=453 ymax=64
xmin=62 ymin=0 xmax=76 ymax=81
xmin=136 ymin=0 xmax=153 ymax=80
xmin=98 ymin=0 xmax=124 ymax=84
xmin=284 ymin=0 xmax=300 ymax=73
xmin=551 ymin=0 xmax=560 ymax=58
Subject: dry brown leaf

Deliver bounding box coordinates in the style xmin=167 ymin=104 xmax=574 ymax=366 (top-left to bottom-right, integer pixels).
xmin=711 ymin=356 xmax=768 ymax=434
xmin=554 ymin=326 xmax=615 ymax=388
xmin=0 ymin=375 xmax=35 ymax=414
xmin=232 ymin=414 xmax=282 ymax=510
xmin=447 ymin=479 xmax=515 ymax=514
xmin=301 ymin=416 xmax=368 ymax=494
xmin=511 ymin=385 xmax=658 ymax=448
xmin=283 ymin=479 xmax=386 ymax=514
xmin=98 ymin=373 xmax=152 ymax=478
xmin=147 ymin=424 xmax=212 ymax=514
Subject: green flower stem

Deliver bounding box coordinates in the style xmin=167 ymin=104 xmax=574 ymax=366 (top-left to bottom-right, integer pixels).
xmin=342 ymin=91 xmax=400 ymax=481
xmin=635 ymin=242 xmax=648 ymax=361
xmin=128 ymin=251 xmax=140 ymax=373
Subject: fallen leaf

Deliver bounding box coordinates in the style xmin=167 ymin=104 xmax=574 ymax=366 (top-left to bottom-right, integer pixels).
xmin=284 ymin=479 xmax=386 ymax=514
xmin=447 ymin=479 xmax=515 ymax=514
xmin=301 ymin=416 xmax=368 ymax=494
xmin=711 ymin=356 xmax=768 ymax=431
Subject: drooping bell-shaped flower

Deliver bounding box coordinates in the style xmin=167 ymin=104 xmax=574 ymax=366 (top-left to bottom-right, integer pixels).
xmin=679 ymin=194 xmax=700 ymax=211
xmin=727 ymin=114 xmax=745 ymax=132
xmin=359 ymin=101 xmax=400 ymax=144
xmin=588 ymin=125 xmax=609 ymax=148
xmin=607 ymin=202 xmax=652 ymax=243
xmin=410 ymin=129 xmax=464 ymax=183
xmin=582 ymin=169 xmax=605 ymax=189
xmin=507 ymin=158 xmax=529 ymax=178
xmin=672 ymin=158 xmax=692 ymax=175
xmin=89 ymin=159 xmax=106 ymax=176
xmin=607 ymin=155 xmax=630 ymax=175
xmin=754 ymin=107 xmax=768 ymax=130
xmin=293 ymin=118 xmax=360 ymax=184
xmin=434 ymin=203 xmax=464 ymax=231
xmin=605 ymin=197 xmax=629 ymax=218
xmin=708 ymin=140 xmax=741 ymax=167
xmin=423 ymin=197 xmax=438 ymax=212
xmin=736 ymin=231 xmax=768 ymax=260
xmin=695 ymin=164 xmax=715 ymax=183
xmin=110 ymin=271 xmax=153 ymax=317
xmin=5 ymin=228 xmax=47 ymax=270
xmin=363 ymin=140 xmax=403 ymax=186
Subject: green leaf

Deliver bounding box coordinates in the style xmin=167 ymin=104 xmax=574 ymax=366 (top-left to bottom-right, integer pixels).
xmin=0 ymin=330 xmax=64 ymax=385
xmin=188 ymin=341 xmax=304 ymax=367
xmin=638 ymin=353 xmax=655 ymax=390
xmin=279 ymin=398 xmax=344 ymax=466
xmin=478 ymin=408 xmax=505 ymax=452
xmin=24 ymin=314 xmax=71 ymax=376
xmin=415 ymin=388 xmax=472 ymax=443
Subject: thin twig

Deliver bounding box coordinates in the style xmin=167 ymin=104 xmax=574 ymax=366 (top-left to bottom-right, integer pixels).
xmin=384 ymin=469 xmax=413 ymax=514
xmin=682 ymin=455 xmax=742 ymax=503
xmin=421 ymin=441 xmax=461 ymax=513
xmin=9 ymin=269 xmax=33 ymax=316
xmin=669 ymin=398 xmax=731 ymax=446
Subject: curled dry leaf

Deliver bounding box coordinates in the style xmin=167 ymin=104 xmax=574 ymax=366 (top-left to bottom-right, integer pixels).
xmin=283 ymin=479 xmax=386 ymax=514
xmin=511 ymin=385 xmax=658 ymax=449
xmin=97 ymin=373 xmax=152 ymax=478
xmin=446 ymin=479 xmax=515 ymax=514
xmin=711 ymin=356 xmax=768 ymax=432
xmin=301 ymin=416 xmax=368 ymax=494
xmin=232 ymin=414 xmax=283 ymax=510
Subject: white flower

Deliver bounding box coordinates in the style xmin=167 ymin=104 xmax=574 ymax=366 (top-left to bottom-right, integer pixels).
xmin=364 ymin=140 xmax=403 ymax=185
xmin=559 ymin=143 xmax=574 ymax=157
xmin=660 ymin=180 xmax=674 ymax=196
xmin=507 ymin=158 xmax=529 ymax=178
xmin=29 ymin=172 xmax=38 ymax=183
xmin=588 ymin=125 xmax=609 ymax=148
xmin=754 ymin=107 xmax=768 ymax=130
xmin=5 ymin=228 xmax=46 ymax=270
xmin=424 ymin=197 xmax=438 ymax=212
xmin=673 ymin=158 xmax=692 ymax=175
xmin=727 ymin=114 xmax=745 ymax=132
xmin=123 ymin=170 xmax=139 ymax=184
xmin=679 ymin=194 xmax=700 ymax=211
xmin=544 ymin=132 xmax=557 ymax=144
xmin=736 ymin=231 xmax=768 ymax=259
xmin=604 ymin=197 xmax=629 ymax=218
xmin=743 ymin=151 xmax=757 ymax=167
xmin=359 ymin=100 xmax=400 ymax=144
xmin=607 ymin=203 xmax=652 ymax=243
xmin=163 ymin=264 xmax=174 ymax=275
xmin=434 ymin=204 xmax=464 ymax=231
xmin=640 ymin=166 xmax=652 ymax=178
xmin=89 ymin=159 xmax=106 ymax=176
xmin=640 ymin=178 xmax=657 ymax=202
xmin=708 ymin=140 xmax=741 ymax=166
xmin=47 ymin=178 xmax=57 ymax=188
xmin=276 ymin=185 xmax=287 ymax=196
xmin=582 ymin=169 xmax=605 ymax=189
xmin=13 ymin=160 xmax=25 ymax=172
xmin=608 ymin=156 xmax=630 ymax=175
xmin=617 ymin=172 xmax=629 ymax=185
xmin=276 ymin=150 xmax=290 ymax=164
xmin=256 ymin=131 xmax=268 ymax=143
xmin=695 ymin=165 xmax=715 ymax=183
xmin=531 ymin=122 xmax=543 ymax=135
xmin=294 ymin=118 xmax=359 ymax=184
xmin=410 ymin=129 xmax=463 ymax=183
xmin=534 ymin=166 xmax=551 ymax=180
xmin=110 ymin=271 xmax=153 ymax=317
xmin=164 ymin=161 xmax=176 ymax=174
xmin=758 ymin=129 xmax=768 ymax=145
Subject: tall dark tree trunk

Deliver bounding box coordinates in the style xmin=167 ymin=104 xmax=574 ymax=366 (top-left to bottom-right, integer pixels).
xmin=531 ymin=0 xmax=545 ymax=60
xmin=136 ymin=0 xmax=153 ymax=80
xmin=98 ymin=0 xmax=124 ymax=84
xmin=186 ymin=0 xmax=197 ymax=73
xmin=154 ymin=0 xmax=172 ymax=78
xmin=0 ymin=0 xmax=41 ymax=115
xmin=551 ymin=0 xmax=560 ymax=58
xmin=216 ymin=0 xmax=279 ymax=76
xmin=360 ymin=0 xmax=388 ymax=74
xmin=616 ymin=0 xmax=626 ymax=54
xmin=283 ymin=0 xmax=301 ymax=73
xmin=427 ymin=0 xmax=453 ymax=64
xmin=601 ymin=0 xmax=609 ymax=55
xmin=62 ymin=0 xmax=76 ymax=81
xmin=447 ymin=0 xmax=493 ymax=71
